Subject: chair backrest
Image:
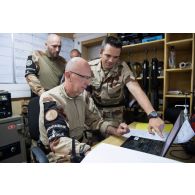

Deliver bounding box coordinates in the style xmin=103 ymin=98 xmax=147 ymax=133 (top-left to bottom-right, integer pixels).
xmin=28 ymin=96 xmax=40 ymax=141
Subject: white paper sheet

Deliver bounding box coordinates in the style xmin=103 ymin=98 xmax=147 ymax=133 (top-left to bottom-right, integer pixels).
xmin=174 ymin=120 xmax=195 ymax=144
xmin=81 ymin=143 xmax=178 ymax=163
xmin=123 ymin=128 xmax=168 ymax=142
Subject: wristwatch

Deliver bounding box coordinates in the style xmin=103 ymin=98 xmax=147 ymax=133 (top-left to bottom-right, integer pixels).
xmin=147 ymin=111 xmax=158 ymax=120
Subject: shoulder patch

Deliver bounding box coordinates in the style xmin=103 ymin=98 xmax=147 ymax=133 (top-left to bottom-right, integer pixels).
xmin=45 ymin=109 xmax=58 ymax=121
xmin=26 ymin=59 xmax=32 ymax=66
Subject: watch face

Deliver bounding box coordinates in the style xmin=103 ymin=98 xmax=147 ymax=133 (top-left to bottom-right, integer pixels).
xmin=148 ymin=111 xmax=158 ymax=118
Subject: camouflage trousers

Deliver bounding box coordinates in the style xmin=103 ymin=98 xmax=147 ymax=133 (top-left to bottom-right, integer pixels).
xmin=31 ymin=139 xmax=70 ymax=163
xmin=31 ymin=137 xmax=90 ymax=163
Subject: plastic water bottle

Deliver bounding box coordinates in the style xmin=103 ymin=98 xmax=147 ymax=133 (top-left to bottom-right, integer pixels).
xmin=168 ymin=46 xmax=176 ymax=69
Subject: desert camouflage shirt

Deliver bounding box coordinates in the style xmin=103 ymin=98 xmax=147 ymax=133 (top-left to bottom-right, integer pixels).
xmin=89 ymin=59 xmax=135 ymax=107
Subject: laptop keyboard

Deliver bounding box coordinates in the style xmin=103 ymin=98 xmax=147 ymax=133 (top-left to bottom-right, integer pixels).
xmin=121 ymin=136 xmax=164 ymax=156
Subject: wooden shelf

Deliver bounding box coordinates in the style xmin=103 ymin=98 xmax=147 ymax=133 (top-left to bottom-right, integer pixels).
xmin=166 ymin=33 xmax=193 ymax=42
xmin=166 ymin=38 xmax=192 ymax=50
xmin=122 ymin=39 xmax=164 ymax=53
xmin=165 ymin=68 xmax=192 ymax=72
xmin=165 ymin=94 xmax=191 ymax=98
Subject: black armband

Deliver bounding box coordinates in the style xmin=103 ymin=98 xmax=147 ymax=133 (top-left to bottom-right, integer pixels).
xmin=25 ymin=55 xmax=38 ymax=77
xmin=44 ymin=101 xmax=69 ymax=142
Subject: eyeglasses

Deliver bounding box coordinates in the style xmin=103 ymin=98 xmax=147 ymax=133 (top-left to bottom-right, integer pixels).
xmin=70 ymin=71 xmax=92 ymax=80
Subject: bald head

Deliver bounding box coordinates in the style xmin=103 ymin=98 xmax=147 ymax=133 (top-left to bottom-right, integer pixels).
xmin=45 ymin=34 xmax=61 ymax=58
xmin=66 ymin=57 xmax=90 ymax=72
xmin=47 ymin=34 xmax=61 ymax=44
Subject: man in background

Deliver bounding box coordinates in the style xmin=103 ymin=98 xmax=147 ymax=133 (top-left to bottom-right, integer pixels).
xmin=60 ymin=48 xmax=82 ymax=83
xmin=25 ymin=34 xmax=66 ymax=97
xmin=70 ymin=49 xmax=81 ymax=58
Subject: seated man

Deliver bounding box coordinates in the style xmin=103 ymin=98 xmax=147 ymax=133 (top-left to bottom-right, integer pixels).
xmin=39 ymin=57 xmax=129 ymax=162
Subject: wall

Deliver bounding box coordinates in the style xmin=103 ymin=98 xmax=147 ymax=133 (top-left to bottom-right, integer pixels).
xmin=73 ymin=33 xmax=107 ymax=52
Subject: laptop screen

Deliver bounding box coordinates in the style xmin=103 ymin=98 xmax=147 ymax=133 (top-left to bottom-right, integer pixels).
xmin=161 ymin=112 xmax=183 ymax=156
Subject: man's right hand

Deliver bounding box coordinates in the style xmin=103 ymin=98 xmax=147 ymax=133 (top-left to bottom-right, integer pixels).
xmin=116 ymin=123 xmax=130 ymax=135
xmin=107 ymin=123 xmax=130 ymax=136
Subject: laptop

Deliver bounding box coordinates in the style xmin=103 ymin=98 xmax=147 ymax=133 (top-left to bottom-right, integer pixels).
xmin=121 ymin=112 xmax=184 ymax=157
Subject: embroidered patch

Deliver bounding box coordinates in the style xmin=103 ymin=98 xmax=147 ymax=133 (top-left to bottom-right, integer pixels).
xmin=45 ymin=109 xmax=58 ymax=121
xmin=26 ymin=60 xmax=32 ymax=66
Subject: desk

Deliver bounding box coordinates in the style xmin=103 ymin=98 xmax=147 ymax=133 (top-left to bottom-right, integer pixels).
xmin=97 ymin=122 xmax=195 ymax=163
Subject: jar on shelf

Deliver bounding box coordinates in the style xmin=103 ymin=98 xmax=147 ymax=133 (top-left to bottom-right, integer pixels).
xmin=168 ymin=46 xmax=176 ymax=68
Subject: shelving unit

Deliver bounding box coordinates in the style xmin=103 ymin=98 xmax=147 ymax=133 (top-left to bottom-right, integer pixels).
xmin=120 ymin=37 xmax=165 ymax=116
xmin=121 ymin=39 xmax=164 ymax=64
xmin=163 ymin=33 xmax=195 ymax=117
xmin=122 ymin=39 xmax=164 ymax=53
xmin=119 ymin=33 xmax=194 ymax=117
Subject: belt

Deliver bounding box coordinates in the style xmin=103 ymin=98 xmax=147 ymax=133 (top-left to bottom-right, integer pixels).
xmin=102 ymin=110 xmax=122 ymax=118
xmin=96 ymin=103 xmax=124 ymax=108
xmin=93 ymin=99 xmax=124 ymax=108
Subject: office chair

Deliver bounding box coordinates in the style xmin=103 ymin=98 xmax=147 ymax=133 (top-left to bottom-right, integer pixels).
xmin=28 ymin=96 xmax=49 ymax=163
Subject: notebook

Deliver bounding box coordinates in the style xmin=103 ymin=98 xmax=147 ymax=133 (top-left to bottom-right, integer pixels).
xmin=121 ymin=112 xmax=183 ymax=157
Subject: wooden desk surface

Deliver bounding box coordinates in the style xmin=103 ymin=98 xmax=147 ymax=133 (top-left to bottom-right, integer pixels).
xmin=98 ymin=122 xmax=195 ymax=163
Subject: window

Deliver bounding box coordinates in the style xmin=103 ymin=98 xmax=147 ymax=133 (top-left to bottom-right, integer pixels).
xmin=0 ymin=33 xmax=73 ymax=98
